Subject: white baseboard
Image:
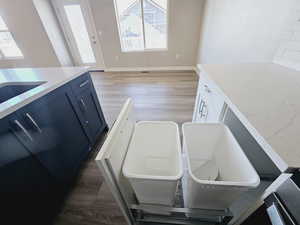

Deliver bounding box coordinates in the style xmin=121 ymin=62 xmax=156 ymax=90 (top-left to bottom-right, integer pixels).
xmin=104 ymin=66 xmax=196 ymax=72
xmin=88 ymin=66 xmax=105 ymax=71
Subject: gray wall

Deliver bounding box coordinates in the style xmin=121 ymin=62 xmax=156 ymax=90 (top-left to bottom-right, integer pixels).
xmin=89 ymin=0 xmax=204 ymax=68
xmin=0 ymin=0 xmax=63 ymax=68
xmin=197 ymin=0 xmax=297 ymax=64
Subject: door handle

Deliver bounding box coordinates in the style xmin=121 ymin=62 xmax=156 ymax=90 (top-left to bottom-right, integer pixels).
xmin=80 ymin=98 xmax=87 ymax=112
xmin=14 ymin=119 xmax=33 ymax=142
xmin=204 ymin=84 xmax=211 ymax=93
xmin=201 ymin=102 xmax=208 ymax=118
xmin=79 ymin=80 xmax=90 ymax=88
xmin=26 ymin=113 xmax=42 ymax=133
xmin=198 ymin=99 xmax=204 ymax=114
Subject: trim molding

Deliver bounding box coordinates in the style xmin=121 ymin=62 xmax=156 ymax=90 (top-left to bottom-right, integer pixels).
xmin=104 ymin=66 xmax=196 ymax=72
xmin=195 ymin=64 xmax=202 ymax=76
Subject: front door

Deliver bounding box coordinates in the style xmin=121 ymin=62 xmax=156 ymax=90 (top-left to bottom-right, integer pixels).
xmin=52 ymin=0 xmax=104 ymax=68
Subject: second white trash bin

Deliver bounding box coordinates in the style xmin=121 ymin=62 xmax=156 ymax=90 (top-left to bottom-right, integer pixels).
xmin=182 ymin=123 xmax=260 ymax=210
xmin=123 ymin=121 xmax=182 ymax=206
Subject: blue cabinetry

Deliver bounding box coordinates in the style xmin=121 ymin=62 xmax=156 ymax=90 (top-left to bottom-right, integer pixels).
xmin=0 ymin=114 xmax=58 ymax=224
xmin=0 ymin=72 xmax=107 ymax=224
xmin=70 ymin=73 xmax=107 ymax=144
xmin=0 ymin=114 xmax=53 ymax=193
xmin=18 ymin=84 xmax=91 ymax=183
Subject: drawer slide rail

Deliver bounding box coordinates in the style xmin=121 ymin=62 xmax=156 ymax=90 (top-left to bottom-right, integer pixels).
xmin=131 ymin=204 xmax=233 ymax=225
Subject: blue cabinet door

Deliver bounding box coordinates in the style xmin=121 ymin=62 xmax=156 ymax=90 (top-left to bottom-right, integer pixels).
xmin=71 ymin=73 xmax=108 ymax=144
xmin=0 ymin=114 xmax=53 ymax=193
xmin=0 ymin=113 xmax=59 ymax=224
xmin=76 ymin=87 xmax=107 ymax=143
xmin=18 ymin=84 xmax=90 ymax=184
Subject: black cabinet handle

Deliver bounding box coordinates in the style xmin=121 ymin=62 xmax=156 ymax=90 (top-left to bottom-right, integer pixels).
xmin=26 ymin=113 xmax=42 ymax=133
xmin=14 ymin=119 xmax=33 ymax=142
xmin=204 ymin=84 xmax=211 ymax=93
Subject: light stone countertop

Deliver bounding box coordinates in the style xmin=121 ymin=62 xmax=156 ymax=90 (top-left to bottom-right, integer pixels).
xmin=199 ymin=63 xmax=300 ymax=171
xmin=0 ymin=67 xmax=89 ymax=119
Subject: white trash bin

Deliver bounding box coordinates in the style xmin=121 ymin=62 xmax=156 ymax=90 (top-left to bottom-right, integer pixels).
xmin=123 ymin=121 xmax=183 ymax=206
xmin=182 ymin=123 xmax=260 ymax=210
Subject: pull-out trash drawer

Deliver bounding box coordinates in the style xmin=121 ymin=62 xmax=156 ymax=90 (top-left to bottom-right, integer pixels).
xmin=182 ymin=123 xmax=260 ymax=210
xmin=123 ymin=121 xmax=183 ymax=206
xmin=96 ymin=99 xmax=235 ymax=225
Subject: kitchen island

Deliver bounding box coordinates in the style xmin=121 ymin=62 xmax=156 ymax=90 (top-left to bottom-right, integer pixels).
xmin=0 ymin=67 xmax=108 ymax=224
xmin=0 ymin=67 xmax=89 ymax=118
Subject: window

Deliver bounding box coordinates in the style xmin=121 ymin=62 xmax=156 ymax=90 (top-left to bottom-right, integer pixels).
xmin=114 ymin=0 xmax=168 ymax=52
xmin=0 ymin=16 xmax=23 ymax=59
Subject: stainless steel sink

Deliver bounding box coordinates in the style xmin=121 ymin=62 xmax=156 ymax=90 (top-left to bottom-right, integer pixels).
xmin=0 ymin=81 xmax=46 ymax=104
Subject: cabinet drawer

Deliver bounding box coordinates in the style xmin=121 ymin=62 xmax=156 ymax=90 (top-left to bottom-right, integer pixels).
xmin=71 ymin=73 xmax=92 ymax=95
xmin=201 ymin=74 xmax=224 ymax=111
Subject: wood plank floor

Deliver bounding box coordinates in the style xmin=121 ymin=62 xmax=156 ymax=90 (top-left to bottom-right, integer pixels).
xmin=54 ymin=71 xmax=198 ymax=225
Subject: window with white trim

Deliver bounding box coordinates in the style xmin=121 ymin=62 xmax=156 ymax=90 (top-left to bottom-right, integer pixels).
xmin=0 ymin=16 xmax=23 ymax=59
xmin=114 ymin=0 xmax=168 ymax=52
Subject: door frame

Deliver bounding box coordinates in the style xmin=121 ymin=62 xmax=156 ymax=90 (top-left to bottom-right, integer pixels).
xmin=51 ymin=0 xmax=105 ymax=68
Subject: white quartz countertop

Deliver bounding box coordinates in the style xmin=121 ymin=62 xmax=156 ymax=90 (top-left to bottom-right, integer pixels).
xmin=0 ymin=67 xmax=89 ymax=119
xmin=200 ymin=63 xmax=300 ymax=171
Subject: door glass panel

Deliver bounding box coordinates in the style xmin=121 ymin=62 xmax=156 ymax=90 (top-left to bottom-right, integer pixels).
xmin=143 ymin=0 xmax=167 ymax=49
xmin=115 ymin=0 xmax=144 ymax=51
xmin=0 ymin=16 xmax=8 ymax=30
xmin=64 ymin=4 xmax=96 ymax=64
xmin=0 ymin=32 xmax=23 ymax=57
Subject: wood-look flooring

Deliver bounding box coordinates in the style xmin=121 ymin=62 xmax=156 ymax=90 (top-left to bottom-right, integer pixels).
xmin=54 ymin=71 xmax=198 ymax=225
